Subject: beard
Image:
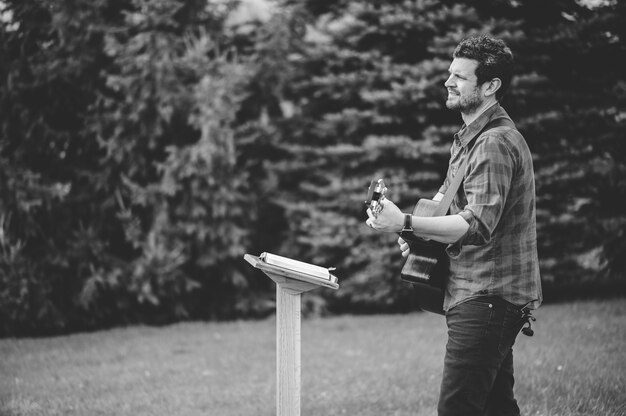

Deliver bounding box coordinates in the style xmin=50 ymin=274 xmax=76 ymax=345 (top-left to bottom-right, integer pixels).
xmin=446 ymin=87 xmax=483 ymax=114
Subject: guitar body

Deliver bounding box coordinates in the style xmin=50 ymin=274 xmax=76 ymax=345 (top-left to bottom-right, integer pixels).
xmin=400 ymin=199 xmax=447 ymax=315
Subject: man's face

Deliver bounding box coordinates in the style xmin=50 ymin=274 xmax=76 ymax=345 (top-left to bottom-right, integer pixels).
xmin=444 ymin=57 xmax=485 ymax=114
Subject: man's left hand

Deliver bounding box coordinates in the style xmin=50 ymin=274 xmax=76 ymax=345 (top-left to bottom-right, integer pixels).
xmin=366 ymin=197 xmax=404 ymax=232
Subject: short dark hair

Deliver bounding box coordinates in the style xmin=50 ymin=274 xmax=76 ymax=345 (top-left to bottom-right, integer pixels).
xmin=453 ymin=35 xmax=514 ymax=101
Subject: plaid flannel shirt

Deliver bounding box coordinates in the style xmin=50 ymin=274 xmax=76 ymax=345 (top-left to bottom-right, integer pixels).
xmin=439 ymin=104 xmax=542 ymax=311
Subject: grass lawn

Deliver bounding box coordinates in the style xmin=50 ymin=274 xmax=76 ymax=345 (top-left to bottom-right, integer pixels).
xmin=1 ymin=297 xmax=625 ymax=416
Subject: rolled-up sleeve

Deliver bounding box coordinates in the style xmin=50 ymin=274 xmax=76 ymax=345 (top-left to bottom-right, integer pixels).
xmin=446 ymin=134 xmax=515 ymax=258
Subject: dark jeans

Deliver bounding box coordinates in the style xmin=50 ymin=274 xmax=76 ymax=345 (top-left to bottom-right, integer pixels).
xmin=437 ymin=296 xmax=526 ymax=416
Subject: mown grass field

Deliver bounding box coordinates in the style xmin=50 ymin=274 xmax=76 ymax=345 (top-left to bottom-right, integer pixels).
xmin=1 ymin=297 xmax=625 ymax=416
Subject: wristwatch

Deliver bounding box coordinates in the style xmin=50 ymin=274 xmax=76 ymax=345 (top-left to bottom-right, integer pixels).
xmin=401 ymin=213 xmax=413 ymax=233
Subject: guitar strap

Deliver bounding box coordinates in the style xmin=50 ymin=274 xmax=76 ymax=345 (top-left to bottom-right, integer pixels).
xmin=433 ymin=117 xmax=516 ymax=217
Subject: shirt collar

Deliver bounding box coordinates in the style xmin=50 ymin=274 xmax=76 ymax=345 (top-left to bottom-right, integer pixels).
xmin=454 ymin=103 xmax=509 ymax=148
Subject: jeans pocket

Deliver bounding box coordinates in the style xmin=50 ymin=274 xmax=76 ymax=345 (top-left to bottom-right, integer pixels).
xmin=446 ymin=299 xmax=496 ymax=361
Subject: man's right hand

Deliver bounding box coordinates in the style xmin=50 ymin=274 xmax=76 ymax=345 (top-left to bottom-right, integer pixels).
xmin=397 ymin=237 xmax=410 ymax=258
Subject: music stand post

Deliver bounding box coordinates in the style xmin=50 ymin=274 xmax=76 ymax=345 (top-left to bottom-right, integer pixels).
xmin=243 ymin=254 xmax=339 ymax=416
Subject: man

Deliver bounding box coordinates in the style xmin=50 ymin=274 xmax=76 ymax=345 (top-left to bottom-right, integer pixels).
xmin=365 ymin=35 xmax=543 ymax=416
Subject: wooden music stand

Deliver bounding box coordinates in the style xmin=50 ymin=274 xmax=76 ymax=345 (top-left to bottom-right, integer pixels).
xmin=243 ymin=254 xmax=339 ymax=416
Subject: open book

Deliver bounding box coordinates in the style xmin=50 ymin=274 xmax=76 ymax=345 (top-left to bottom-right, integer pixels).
xmin=260 ymin=252 xmax=338 ymax=284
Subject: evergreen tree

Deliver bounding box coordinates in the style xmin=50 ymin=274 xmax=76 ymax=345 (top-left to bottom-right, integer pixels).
xmin=90 ymin=0 xmax=253 ymax=322
xmin=271 ymin=1 xmax=523 ymax=311
xmin=458 ymin=0 xmax=626 ymax=297
xmin=0 ymin=0 xmax=116 ymax=334
xmin=1 ymin=0 xmax=623 ymax=334
xmin=269 ymin=0 xmax=626 ymax=311
xmin=0 ymin=0 xmax=260 ymax=334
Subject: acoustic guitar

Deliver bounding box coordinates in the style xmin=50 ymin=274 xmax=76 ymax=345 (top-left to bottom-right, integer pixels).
xmin=365 ymin=179 xmax=446 ymax=315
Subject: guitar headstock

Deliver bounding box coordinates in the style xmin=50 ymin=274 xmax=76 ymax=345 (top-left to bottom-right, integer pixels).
xmin=365 ymin=178 xmax=387 ymax=217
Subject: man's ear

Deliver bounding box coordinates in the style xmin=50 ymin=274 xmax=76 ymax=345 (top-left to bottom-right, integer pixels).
xmin=484 ymin=78 xmax=502 ymax=97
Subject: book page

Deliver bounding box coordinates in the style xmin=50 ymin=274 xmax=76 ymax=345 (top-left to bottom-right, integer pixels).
xmin=260 ymin=253 xmax=337 ymax=283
